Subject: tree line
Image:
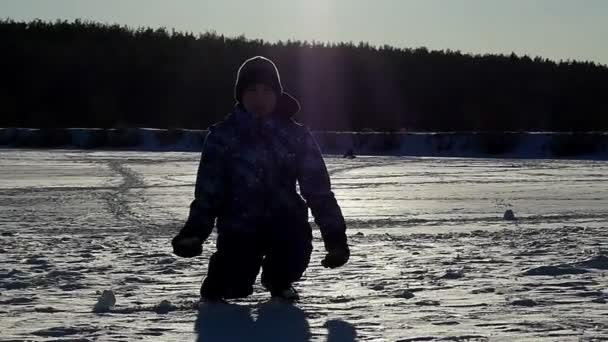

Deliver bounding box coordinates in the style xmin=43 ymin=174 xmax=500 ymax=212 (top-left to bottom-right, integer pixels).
xmin=1 ymin=19 xmax=607 ymax=131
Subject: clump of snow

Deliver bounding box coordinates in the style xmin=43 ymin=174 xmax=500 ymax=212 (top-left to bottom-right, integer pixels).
xmin=155 ymin=299 xmax=177 ymax=314
xmin=503 ymin=209 xmax=516 ymax=221
xmin=440 ymin=269 xmax=465 ymax=279
xmin=328 ymin=296 xmax=354 ymax=303
xmin=395 ymin=290 xmax=415 ymax=299
xmin=510 ymin=299 xmax=538 ymax=307
xmin=92 ymin=290 xmax=116 ymax=313
xmin=471 ymin=287 xmax=495 ymax=294
xmin=342 ymin=149 xmax=356 ymax=159
xmin=370 ymin=284 xmax=385 ymax=291
xmin=415 ymin=300 xmax=440 ymax=306
xmin=575 ymin=254 xmax=608 ymax=270
xmin=25 ymin=257 xmax=49 ymax=265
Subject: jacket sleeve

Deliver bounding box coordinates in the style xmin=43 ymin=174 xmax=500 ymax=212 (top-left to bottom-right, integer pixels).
xmin=296 ymin=127 xmax=347 ymax=250
xmin=180 ymin=128 xmax=226 ymax=240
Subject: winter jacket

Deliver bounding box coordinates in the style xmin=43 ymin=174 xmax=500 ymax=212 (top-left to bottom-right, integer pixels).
xmin=180 ymin=104 xmax=347 ymax=250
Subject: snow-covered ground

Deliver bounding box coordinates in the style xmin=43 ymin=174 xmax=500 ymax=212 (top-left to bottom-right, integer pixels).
xmin=1 ymin=149 xmax=607 ymax=341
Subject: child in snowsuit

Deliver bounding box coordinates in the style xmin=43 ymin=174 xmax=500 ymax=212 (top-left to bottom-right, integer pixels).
xmin=171 ymin=56 xmax=350 ymax=301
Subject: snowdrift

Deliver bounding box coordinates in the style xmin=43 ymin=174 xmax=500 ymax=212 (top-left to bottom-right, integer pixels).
xmin=1 ymin=127 xmax=607 ymax=158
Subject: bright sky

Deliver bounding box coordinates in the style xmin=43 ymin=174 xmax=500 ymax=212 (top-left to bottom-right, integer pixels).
xmin=2 ymin=0 xmax=607 ymax=65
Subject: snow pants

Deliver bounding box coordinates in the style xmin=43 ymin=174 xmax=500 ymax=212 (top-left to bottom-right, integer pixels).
xmin=200 ymin=218 xmax=313 ymax=299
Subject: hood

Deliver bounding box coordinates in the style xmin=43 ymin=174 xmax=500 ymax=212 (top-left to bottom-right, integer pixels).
xmin=275 ymin=91 xmax=301 ymax=118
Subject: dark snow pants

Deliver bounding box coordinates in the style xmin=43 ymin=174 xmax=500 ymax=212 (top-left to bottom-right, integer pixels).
xmin=200 ymin=218 xmax=313 ymax=299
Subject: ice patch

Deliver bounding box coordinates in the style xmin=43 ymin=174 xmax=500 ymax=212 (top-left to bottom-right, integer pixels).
xmin=364 ymin=280 xmax=389 ymax=291
xmin=0 ymin=297 xmax=36 ymax=305
xmin=0 ymin=269 xmax=25 ymax=279
xmin=431 ymin=321 xmax=460 ymax=326
xmin=59 ymin=283 xmax=86 ymax=291
xmin=31 ymin=326 xmax=99 ymax=338
xmin=157 ymin=268 xmax=178 ymax=275
xmin=135 ymin=327 xmax=173 ymax=337
xmin=122 ymin=276 xmax=157 ymax=284
xmin=108 ymin=300 xmax=197 ymax=314
xmin=35 ymin=306 xmax=64 ymax=313
xmin=522 ymin=265 xmax=589 ymax=276
xmin=0 ymin=281 xmax=30 ymax=290
xmin=155 ymin=257 xmax=176 ymax=265
xmin=399 ymin=335 xmax=487 ymax=341
xmin=47 ymin=270 xmax=84 ymax=280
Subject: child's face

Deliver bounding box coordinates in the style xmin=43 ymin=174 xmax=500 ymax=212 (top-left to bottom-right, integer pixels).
xmin=242 ymin=83 xmax=277 ymax=117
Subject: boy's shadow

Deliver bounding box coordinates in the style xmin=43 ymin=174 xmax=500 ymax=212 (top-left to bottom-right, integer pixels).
xmin=195 ymin=300 xmax=356 ymax=342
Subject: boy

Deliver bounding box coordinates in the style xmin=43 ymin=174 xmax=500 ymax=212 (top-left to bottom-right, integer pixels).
xmin=171 ymin=56 xmax=349 ymax=302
